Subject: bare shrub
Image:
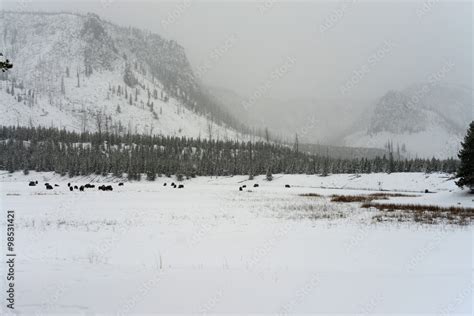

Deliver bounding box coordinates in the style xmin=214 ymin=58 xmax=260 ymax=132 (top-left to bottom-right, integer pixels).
xmin=299 ymin=193 xmax=322 ymax=197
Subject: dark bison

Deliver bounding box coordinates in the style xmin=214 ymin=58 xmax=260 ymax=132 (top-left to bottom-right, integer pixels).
xmin=163 ymin=183 xmax=167 ymax=186
xmin=171 ymin=182 xmax=175 ymax=187
xmin=54 ymin=184 xmax=59 ymax=187
xmin=239 ymin=187 xmax=243 ymax=191
xmin=242 ymin=185 xmax=247 ymax=188
xmin=285 ymin=184 xmax=291 ymax=188
xmin=118 ymin=183 xmax=124 ymax=186
xmin=29 ymin=181 xmax=36 ymax=186
xmin=69 ymin=187 xmax=74 ymax=192
xmin=67 ymin=183 xmax=71 ymax=187
xmin=45 ymin=184 xmax=53 ymax=190
xmin=80 ymin=186 xmax=84 ymax=192
xmin=253 ymin=184 xmax=259 ymax=188
xmin=178 ymin=184 xmax=184 ymax=189
xmin=74 ymin=186 xmax=78 ymax=190
xmin=99 ymin=185 xmax=113 ymax=191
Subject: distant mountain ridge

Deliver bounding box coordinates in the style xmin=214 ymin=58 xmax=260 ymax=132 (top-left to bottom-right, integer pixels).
xmin=345 ymin=83 xmax=472 ymax=158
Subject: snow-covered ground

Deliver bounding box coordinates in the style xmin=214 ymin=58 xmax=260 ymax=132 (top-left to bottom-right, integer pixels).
xmin=0 ymin=172 xmax=472 ymax=314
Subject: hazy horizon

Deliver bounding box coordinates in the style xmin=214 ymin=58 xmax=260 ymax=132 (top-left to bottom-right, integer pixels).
xmin=1 ymin=0 xmax=472 ymax=104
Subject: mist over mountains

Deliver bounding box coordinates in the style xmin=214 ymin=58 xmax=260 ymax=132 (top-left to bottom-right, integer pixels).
xmin=0 ymin=10 xmax=471 ymax=159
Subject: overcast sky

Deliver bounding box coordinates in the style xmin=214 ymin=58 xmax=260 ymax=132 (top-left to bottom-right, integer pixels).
xmin=2 ymin=0 xmax=472 ymax=101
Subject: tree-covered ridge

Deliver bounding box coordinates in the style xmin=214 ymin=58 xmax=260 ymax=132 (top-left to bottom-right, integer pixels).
xmin=0 ymin=126 xmax=460 ymax=180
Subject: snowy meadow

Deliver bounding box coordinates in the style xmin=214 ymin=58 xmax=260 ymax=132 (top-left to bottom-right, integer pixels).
xmin=0 ymin=171 xmax=472 ymax=314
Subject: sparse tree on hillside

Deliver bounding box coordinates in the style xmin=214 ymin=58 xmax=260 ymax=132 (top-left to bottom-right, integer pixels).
xmin=60 ymin=76 xmax=65 ymax=95
xmin=294 ymin=133 xmax=299 ymax=153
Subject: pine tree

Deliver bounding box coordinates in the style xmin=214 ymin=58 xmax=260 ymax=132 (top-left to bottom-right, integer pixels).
xmin=456 ymin=121 xmax=474 ymax=190
xmin=265 ymin=168 xmax=273 ymax=181
xmin=60 ymin=76 xmax=65 ymax=95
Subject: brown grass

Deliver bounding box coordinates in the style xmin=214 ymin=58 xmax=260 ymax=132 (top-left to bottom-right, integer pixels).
xmin=362 ymin=202 xmax=474 ymax=225
xmin=299 ymin=193 xmax=322 ymax=197
xmin=330 ymin=193 xmax=417 ymax=203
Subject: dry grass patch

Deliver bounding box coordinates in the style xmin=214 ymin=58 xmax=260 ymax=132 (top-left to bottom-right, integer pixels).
xmin=330 ymin=193 xmax=417 ymax=203
xmin=363 ymin=202 xmax=474 ymax=225
xmin=299 ymin=193 xmax=322 ymax=197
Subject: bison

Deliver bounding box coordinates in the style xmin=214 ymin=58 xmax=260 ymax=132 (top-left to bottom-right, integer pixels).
xmin=178 ymin=184 xmax=184 ymax=189
xmin=69 ymin=187 xmax=73 ymax=192
xmin=99 ymin=185 xmax=113 ymax=191
xmin=45 ymin=184 xmax=53 ymax=190
xmin=285 ymin=184 xmax=291 ymax=188
xmin=29 ymin=181 xmax=36 ymax=186
xmin=118 ymin=183 xmax=124 ymax=186
xmin=239 ymin=187 xmax=243 ymax=191
xmin=253 ymin=184 xmax=259 ymax=188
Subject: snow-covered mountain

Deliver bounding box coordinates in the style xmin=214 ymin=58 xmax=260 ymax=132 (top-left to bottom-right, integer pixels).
xmin=344 ymin=83 xmax=473 ymax=159
xmin=0 ymin=11 xmax=248 ymax=140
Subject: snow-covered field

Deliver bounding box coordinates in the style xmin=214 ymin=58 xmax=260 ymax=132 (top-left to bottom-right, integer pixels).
xmin=0 ymin=172 xmax=472 ymax=314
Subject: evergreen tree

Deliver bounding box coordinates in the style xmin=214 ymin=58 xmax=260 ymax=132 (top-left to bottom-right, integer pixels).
xmin=61 ymin=76 xmax=65 ymax=95
xmin=266 ymin=168 xmax=273 ymax=181
xmin=456 ymin=121 xmax=474 ymax=190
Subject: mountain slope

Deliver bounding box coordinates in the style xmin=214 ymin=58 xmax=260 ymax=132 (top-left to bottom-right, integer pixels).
xmin=0 ymin=11 xmax=247 ymax=140
xmin=344 ymin=83 xmax=472 ymax=158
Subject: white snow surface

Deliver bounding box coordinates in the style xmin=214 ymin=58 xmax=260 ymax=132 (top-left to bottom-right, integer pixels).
xmin=0 ymin=171 xmax=472 ymax=314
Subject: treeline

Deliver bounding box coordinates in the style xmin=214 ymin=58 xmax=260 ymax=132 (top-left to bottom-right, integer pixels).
xmin=0 ymin=126 xmax=460 ymax=180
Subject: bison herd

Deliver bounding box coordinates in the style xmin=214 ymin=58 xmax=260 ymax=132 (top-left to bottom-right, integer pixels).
xmin=163 ymin=182 xmax=184 ymax=189
xmin=28 ymin=181 xmax=120 ymax=192
xmin=28 ymin=180 xmax=293 ymax=193
xmin=28 ymin=181 xmax=186 ymax=192
xmin=238 ymin=183 xmax=292 ymax=191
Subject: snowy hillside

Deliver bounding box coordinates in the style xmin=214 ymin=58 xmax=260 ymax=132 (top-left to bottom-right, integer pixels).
xmin=0 ymin=12 xmax=248 ymax=140
xmin=344 ymin=83 xmax=472 ymax=159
